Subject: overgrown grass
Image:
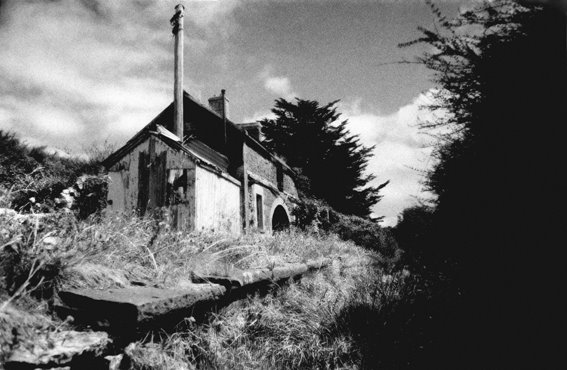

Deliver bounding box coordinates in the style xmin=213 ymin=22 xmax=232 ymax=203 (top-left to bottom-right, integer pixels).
xmin=0 ymin=205 xmax=415 ymax=368
xmin=0 ymin=130 xmax=413 ymax=368
xmin=122 ymin=258 xmax=415 ymax=369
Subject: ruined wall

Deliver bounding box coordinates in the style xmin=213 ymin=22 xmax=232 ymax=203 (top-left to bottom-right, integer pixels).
xmin=107 ymin=136 xmax=293 ymax=234
xmin=107 ymin=140 xmax=150 ymax=212
xmin=194 ymin=166 xmax=241 ymax=235
xmin=107 ymin=136 xmax=195 ymax=215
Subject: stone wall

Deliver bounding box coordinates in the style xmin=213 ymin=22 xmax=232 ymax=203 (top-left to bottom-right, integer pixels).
xmin=244 ymin=144 xmax=277 ymax=185
xmin=243 ymin=143 xmax=299 ymax=231
xmin=283 ymin=172 xmax=298 ymax=197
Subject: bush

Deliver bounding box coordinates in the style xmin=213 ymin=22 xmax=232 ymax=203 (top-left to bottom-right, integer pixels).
xmin=292 ymin=197 xmax=400 ymax=262
xmin=394 ymin=205 xmax=436 ymax=271
xmin=0 ymin=212 xmax=79 ymax=302
xmin=0 ymin=130 xmax=109 ymax=218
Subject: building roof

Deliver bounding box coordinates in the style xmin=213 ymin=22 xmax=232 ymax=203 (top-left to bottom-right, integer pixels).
xmin=103 ymin=91 xmax=297 ymax=178
xmin=103 ymin=123 xmax=231 ymax=177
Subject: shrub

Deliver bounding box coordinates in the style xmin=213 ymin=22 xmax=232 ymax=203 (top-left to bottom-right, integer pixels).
xmin=292 ymin=197 xmax=400 ymax=262
xmin=0 ymin=130 xmax=109 ymax=218
xmin=0 ymin=212 xmax=79 ymax=302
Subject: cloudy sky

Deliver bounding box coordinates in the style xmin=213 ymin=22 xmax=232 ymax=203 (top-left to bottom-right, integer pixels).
xmin=0 ymin=0 xmax=473 ymax=226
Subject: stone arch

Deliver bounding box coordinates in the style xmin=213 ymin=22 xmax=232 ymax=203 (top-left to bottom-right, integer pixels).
xmin=269 ymin=198 xmax=291 ymax=232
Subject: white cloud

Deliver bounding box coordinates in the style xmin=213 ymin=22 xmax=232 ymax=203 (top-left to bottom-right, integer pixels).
xmin=27 ymin=106 xmax=82 ymax=136
xmin=339 ymin=92 xmax=441 ymax=227
xmin=242 ymin=110 xmax=277 ymax=123
xmin=0 ymin=0 xmax=240 ymax=152
xmin=264 ymin=76 xmax=297 ymax=99
xmin=260 ymin=66 xmax=298 ymax=100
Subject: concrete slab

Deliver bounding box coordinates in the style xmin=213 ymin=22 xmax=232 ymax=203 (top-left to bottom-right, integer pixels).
xmin=195 ymin=259 xmax=328 ymax=287
xmin=194 ymin=268 xmax=272 ymax=287
xmin=57 ymin=258 xmax=330 ymax=331
xmin=59 ymin=284 xmax=226 ymax=325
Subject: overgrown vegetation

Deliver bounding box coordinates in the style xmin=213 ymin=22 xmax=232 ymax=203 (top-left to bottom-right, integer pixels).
xmin=124 ymin=267 xmax=417 ymax=369
xmin=0 ymin=204 xmax=415 ymax=368
xmin=392 ymin=0 xmax=565 ymax=366
xmin=0 ymin=130 xmax=110 ymax=217
xmin=0 ymin=128 xmax=422 ymax=369
xmin=293 ymin=197 xmax=400 ymax=262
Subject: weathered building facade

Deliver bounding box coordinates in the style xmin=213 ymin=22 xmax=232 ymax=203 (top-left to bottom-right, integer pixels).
xmin=103 ymin=5 xmax=298 ymax=234
xmin=103 ymin=91 xmax=298 ymax=234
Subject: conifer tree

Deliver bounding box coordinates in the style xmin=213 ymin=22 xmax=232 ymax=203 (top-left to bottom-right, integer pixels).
xmin=259 ymin=98 xmax=388 ymax=218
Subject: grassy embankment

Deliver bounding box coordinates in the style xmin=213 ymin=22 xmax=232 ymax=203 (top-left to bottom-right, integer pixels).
xmin=0 ymin=131 xmax=412 ymax=369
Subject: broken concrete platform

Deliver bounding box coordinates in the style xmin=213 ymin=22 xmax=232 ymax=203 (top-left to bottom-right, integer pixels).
xmin=58 ymin=284 xmax=226 ymax=328
xmin=56 ymin=258 xmax=331 ymax=333
xmin=194 ymin=258 xmax=331 ymax=288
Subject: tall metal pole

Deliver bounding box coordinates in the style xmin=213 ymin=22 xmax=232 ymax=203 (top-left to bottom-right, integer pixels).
xmin=171 ymin=4 xmax=185 ymax=141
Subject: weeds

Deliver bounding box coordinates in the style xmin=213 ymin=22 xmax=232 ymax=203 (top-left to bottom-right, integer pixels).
xmin=121 ymin=243 xmax=414 ymax=369
xmin=0 ymin=204 xmax=417 ymax=368
xmin=0 ymin=130 xmax=412 ymax=368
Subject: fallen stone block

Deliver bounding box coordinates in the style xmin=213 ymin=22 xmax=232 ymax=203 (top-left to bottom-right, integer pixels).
xmin=58 ymin=284 xmax=226 ymax=327
xmin=272 ymin=263 xmax=308 ymax=281
xmin=239 ymin=268 xmax=273 ymax=285
xmin=195 ymin=258 xmax=331 ymax=288
xmin=194 ymin=268 xmax=272 ymax=288
xmin=5 ymin=330 xmax=109 ymax=369
xmin=306 ymin=257 xmax=331 ymax=270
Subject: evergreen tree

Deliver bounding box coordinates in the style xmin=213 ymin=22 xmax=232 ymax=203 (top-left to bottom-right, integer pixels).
xmin=259 ymin=98 xmax=388 ymax=218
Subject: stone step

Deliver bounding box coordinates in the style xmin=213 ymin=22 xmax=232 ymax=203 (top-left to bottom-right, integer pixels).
xmin=58 ymin=284 xmax=226 ymax=329
xmin=56 ymin=258 xmax=331 ymax=331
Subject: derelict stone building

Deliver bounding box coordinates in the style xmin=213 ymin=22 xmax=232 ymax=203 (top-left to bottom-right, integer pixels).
xmin=103 ymin=6 xmax=298 ymax=235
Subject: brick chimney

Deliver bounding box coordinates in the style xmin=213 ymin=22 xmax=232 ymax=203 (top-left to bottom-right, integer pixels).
xmin=208 ymin=90 xmax=229 ymax=146
xmin=239 ymin=122 xmax=262 ymax=141
xmin=170 ymin=4 xmax=185 ymax=141
xmin=208 ymin=90 xmax=230 ymax=120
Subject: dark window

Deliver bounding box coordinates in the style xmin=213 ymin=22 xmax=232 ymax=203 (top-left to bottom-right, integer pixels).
xmin=166 ymin=169 xmax=188 ymax=205
xmin=277 ymin=164 xmax=284 ymax=191
xmin=256 ymin=194 xmax=264 ymax=229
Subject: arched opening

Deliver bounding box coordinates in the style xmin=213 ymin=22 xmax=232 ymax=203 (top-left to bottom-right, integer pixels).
xmin=272 ymin=205 xmax=290 ymax=231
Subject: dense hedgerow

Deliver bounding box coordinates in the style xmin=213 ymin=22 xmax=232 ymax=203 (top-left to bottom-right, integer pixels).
xmin=292 ymin=197 xmax=401 ymax=263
